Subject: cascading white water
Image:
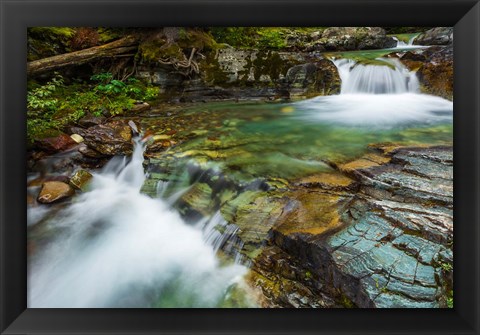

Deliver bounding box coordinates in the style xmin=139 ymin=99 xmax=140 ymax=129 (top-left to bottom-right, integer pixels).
xmin=392 ymin=35 xmax=418 ymax=48
xmin=200 ymin=211 xmax=245 ymax=264
xmin=334 ymin=58 xmax=419 ymax=94
xmin=294 ymin=57 xmax=452 ymax=128
xmin=28 ymin=138 xmax=247 ymax=308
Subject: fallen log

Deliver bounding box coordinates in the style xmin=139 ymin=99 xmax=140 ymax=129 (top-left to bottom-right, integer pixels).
xmin=27 ymin=35 xmax=139 ymax=77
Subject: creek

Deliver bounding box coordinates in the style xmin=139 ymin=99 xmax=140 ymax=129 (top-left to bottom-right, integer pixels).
xmin=28 ymin=49 xmax=453 ymax=307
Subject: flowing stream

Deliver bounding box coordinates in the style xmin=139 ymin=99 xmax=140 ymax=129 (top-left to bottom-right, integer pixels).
xmin=28 ymin=139 xmax=249 ymax=308
xmin=294 ymin=57 xmax=452 ymax=127
xmin=28 ymin=50 xmax=453 ymax=308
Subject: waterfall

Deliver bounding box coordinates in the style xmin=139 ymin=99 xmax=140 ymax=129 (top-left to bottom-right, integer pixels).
xmin=393 ymin=34 xmax=420 ymax=48
xmin=294 ymin=57 xmax=452 ymax=128
xmin=28 ymin=138 xmax=247 ymax=308
xmin=333 ymin=58 xmax=419 ymax=94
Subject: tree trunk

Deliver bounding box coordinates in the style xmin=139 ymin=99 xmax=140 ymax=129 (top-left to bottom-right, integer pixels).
xmin=27 ymin=35 xmax=139 ymax=77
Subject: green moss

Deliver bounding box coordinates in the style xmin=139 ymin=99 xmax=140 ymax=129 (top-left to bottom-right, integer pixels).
xmin=210 ymin=27 xmax=325 ymax=50
xmin=252 ymin=51 xmax=285 ymax=81
xmin=28 ymin=27 xmax=76 ymax=40
xmin=256 ymin=29 xmax=287 ymax=49
xmin=200 ymin=52 xmax=230 ymax=86
xmin=97 ymin=27 xmax=122 ymax=43
xmin=210 ymin=27 xmax=259 ymax=48
xmin=355 ymin=59 xmax=396 ymax=70
xmin=387 ymin=33 xmax=420 ymax=43
xmin=339 ymin=292 xmax=355 ymax=308
xmin=28 ymin=27 xmax=77 ymax=61
xmin=178 ymin=29 xmax=218 ymax=50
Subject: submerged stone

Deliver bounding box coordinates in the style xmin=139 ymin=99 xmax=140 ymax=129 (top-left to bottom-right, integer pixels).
xmin=37 ymin=181 xmax=75 ymax=204
xmin=69 ymin=170 xmax=93 ymax=191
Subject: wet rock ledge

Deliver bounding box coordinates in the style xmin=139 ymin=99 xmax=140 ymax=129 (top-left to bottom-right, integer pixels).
xmin=143 ymin=144 xmax=453 ymax=308
xmin=252 ymin=145 xmax=453 ymax=308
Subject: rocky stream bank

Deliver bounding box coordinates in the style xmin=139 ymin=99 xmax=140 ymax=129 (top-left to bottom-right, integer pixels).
xmin=27 ymin=26 xmax=454 ymax=308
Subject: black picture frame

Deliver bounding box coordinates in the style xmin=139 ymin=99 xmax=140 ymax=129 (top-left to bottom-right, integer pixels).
xmin=1 ymin=0 xmax=479 ymax=334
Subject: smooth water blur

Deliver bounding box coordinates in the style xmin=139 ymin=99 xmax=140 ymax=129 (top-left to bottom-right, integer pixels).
xmin=156 ymin=94 xmax=452 ymax=182
xmin=28 ymin=139 xmax=248 ymax=308
xmin=150 ymin=54 xmax=452 ymax=182
xmin=333 ymin=58 xmax=420 ymax=94
xmin=28 ymin=51 xmax=453 ymax=307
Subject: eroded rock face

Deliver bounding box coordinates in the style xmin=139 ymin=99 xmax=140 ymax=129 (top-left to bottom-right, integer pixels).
xmin=284 ymin=59 xmax=341 ymax=97
xmin=402 ymin=45 xmax=453 ymax=100
xmin=265 ymin=146 xmax=453 ymax=308
xmin=139 ymin=48 xmax=342 ymax=101
xmin=414 ymin=27 xmax=453 ymax=46
xmin=37 ymin=181 xmax=75 ymax=204
xmin=77 ymin=120 xmax=133 ymax=156
xmin=141 ymin=144 xmax=453 ymax=308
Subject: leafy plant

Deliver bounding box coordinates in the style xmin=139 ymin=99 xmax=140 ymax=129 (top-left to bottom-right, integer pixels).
xmin=447 ymin=293 xmax=453 ymax=308
xmin=27 ymin=74 xmax=64 ymax=111
xmin=27 ymin=72 xmax=159 ymax=142
xmin=440 ymin=262 xmax=453 ymax=272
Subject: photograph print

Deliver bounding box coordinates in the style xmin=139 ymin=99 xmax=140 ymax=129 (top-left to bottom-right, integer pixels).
xmin=26 ymin=27 xmax=453 ymax=308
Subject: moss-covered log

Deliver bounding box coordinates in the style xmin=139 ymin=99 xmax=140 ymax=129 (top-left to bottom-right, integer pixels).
xmin=27 ymin=35 xmax=139 ymax=77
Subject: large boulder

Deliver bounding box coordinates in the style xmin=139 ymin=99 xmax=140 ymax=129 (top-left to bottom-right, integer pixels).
xmin=77 ymin=120 xmax=133 ymax=156
xmin=284 ymin=59 xmax=341 ymax=97
xmin=414 ymin=27 xmax=453 ymax=46
xmin=316 ymin=27 xmax=396 ymax=51
xmin=402 ymin=44 xmax=453 ymax=100
xmin=37 ymin=181 xmax=75 ymax=204
xmin=34 ymin=133 xmax=78 ymax=153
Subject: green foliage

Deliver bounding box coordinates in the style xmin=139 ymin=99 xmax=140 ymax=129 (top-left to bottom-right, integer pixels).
xmin=27 ymin=73 xmax=159 ymax=142
xmin=27 ymin=75 xmax=63 ymax=111
xmin=210 ymin=27 xmax=259 ymax=48
xmin=447 ymin=292 xmax=453 ymax=308
xmin=256 ymin=29 xmax=287 ymax=49
xmin=440 ymin=262 xmax=453 ymax=272
xmin=210 ymin=27 xmax=324 ymax=50
xmin=27 ymin=75 xmax=65 ymax=140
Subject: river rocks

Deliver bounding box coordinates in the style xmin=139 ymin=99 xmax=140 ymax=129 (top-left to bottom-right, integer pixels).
xmin=415 ymin=45 xmax=453 ymax=100
xmin=141 ymin=141 xmax=453 ymax=308
xmin=70 ymin=134 xmax=84 ymax=143
xmin=130 ymin=101 xmax=151 ymax=113
xmin=315 ymin=27 xmax=396 ymax=51
xmin=37 ymin=181 xmax=75 ymax=204
xmin=264 ymin=146 xmax=453 ymax=308
xmin=77 ymin=120 xmax=133 ymax=155
xmin=69 ymin=169 xmax=93 ymax=191
xmin=414 ymin=27 xmax=453 ymax=46
xmin=141 ymin=47 xmax=342 ymax=101
xmin=248 ymin=246 xmax=338 ymax=308
xmin=34 ymin=133 xmax=78 ymax=153
xmin=283 ymin=59 xmax=341 ymax=97
xmin=400 ymin=43 xmax=453 ymax=100
xmin=78 ymin=115 xmax=107 ymax=128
